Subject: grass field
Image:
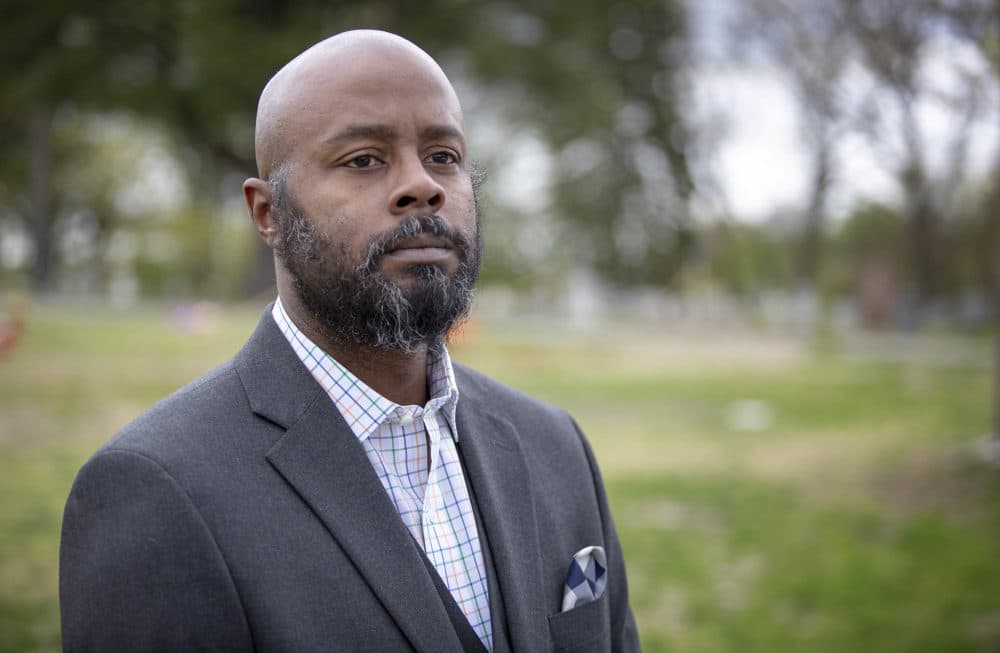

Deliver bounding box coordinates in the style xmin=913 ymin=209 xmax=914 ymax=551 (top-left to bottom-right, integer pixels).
xmin=1 ymin=302 xmax=997 ymax=652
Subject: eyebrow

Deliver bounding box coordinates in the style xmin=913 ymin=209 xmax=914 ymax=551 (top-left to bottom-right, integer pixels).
xmin=323 ymin=124 xmax=465 ymax=148
xmin=420 ymin=125 xmax=465 ymax=145
xmin=324 ymin=125 xmax=394 ymax=145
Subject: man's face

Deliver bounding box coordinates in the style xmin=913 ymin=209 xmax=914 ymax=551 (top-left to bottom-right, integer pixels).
xmin=270 ymin=173 xmax=480 ymax=352
xmin=258 ymin=42 xmax=483 ymax=351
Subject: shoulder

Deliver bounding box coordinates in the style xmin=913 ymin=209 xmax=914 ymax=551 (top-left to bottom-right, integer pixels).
xmin=61 ymin=359 xmax=256 ymax=650
xmin=452 ymin=361 xmax=590 ymax=468
xmin=96 ymin=357 xmax=263 ymax=470
xmin=453 ymin=361 xmax=574 ymax=427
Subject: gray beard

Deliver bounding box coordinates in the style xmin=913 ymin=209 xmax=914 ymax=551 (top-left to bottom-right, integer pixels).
xmin=271 ymin=186 xmax=481 ymax=354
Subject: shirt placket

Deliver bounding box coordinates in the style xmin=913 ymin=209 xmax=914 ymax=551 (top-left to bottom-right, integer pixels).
xmin=420 ymin=411 xmax=445 ymax=550
xmin=380 ymin=407 xmax=424 ymax=547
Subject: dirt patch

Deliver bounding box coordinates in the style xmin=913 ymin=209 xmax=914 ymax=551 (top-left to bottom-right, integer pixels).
xmin=0 ymin=406 xmax=62 ymax=446
xmin=600 ymin=426 xmax=908 ymax=499
xmin=741 ymin=428 xmax=907 ymax=504
xmin=869 ymin=444 xmax=999 ymax=519
xmin=595 ymin=435 xmax=731 ymax=476
xmin=621 ymin=497 xmax=726 ymax=535
xmin=0 ymin=401 xmax=144 ymax=448
xmin=598 ymin=424 xmax=997 ymax=521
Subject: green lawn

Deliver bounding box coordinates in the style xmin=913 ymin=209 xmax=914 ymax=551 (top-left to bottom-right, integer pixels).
xmin=1 ymin=303 xmax=997 ymax=652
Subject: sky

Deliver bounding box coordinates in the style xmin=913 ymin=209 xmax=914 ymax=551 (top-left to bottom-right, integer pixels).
xmin=687 ymin=0 xmax=999 ymax=222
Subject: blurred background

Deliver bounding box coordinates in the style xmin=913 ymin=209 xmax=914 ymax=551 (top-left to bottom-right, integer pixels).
xmin=1 ymin=0 xmax=998 ymax=651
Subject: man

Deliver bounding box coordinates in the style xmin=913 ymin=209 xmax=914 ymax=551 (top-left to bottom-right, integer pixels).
xmin=60 ymin=30 xmax=639 ymax=652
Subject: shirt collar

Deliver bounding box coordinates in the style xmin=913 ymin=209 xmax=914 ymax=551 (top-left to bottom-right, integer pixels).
xmin=271 ymin=297 xmax=460 ymax=443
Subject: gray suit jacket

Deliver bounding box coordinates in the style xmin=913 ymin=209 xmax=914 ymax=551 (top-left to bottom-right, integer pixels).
xmin=60 ymin=310 xmax=640 ymax=652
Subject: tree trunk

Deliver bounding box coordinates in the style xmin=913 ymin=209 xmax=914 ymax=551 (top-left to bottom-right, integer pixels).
xmin=796 ymin=140 xmax=830 ymax=287
xmin=908 ymin=198 xmax=938 ymax=302
xmin=901 ymin=162 xmax=939 ymax=319
xmin=28 ymin=105 xmax=55 ymax=292
xmin=993 ymin=240 xmax=999 ymax=443
xmin=992 ymin=155 xmax=1000 ymax=444
xmin=896 ymin=94 xmax=939 ymax=319
xmin=986 ymin=105 xmax=1000 ymax=446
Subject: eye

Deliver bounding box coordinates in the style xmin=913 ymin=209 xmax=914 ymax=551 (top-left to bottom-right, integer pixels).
xmin=344 ymin=154 xmax=383 ymax=169
xmin=426 ymin=150 xmax=459 ymax=165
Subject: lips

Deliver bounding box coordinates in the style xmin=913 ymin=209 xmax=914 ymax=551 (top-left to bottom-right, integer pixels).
xmin=386 ymin=235 xmax=455 ymax=253
xmin=380 ymin=235 xmax=457 ymax=266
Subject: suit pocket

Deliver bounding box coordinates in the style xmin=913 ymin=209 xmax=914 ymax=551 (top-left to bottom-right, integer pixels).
xmin=547 ymin=593 xmax=610 ymax=652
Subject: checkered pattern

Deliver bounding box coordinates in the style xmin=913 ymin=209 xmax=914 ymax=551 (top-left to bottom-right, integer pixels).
xmin=561 ymin=545 xmax=607 ymax=611
xmin=272 ymin=300 xmax=492 ymax=650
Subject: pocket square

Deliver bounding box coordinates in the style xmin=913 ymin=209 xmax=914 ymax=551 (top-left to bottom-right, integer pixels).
xmin=561 ymin=545 xmax=607 ymax=611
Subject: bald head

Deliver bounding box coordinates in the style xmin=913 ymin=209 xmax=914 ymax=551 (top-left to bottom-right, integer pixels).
xmin=253 ymin=30 xmax=462 ymax=180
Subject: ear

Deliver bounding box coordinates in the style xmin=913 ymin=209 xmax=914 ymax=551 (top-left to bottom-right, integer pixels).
xmin=243 ymin=177 xmax=279 ymax=249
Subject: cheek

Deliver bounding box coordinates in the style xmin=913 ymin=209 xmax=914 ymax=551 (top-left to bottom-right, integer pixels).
xmin=450 ymin=185 xmax=478 ymax=227
xmin=298 ymin=200 xmax=359 ymax=252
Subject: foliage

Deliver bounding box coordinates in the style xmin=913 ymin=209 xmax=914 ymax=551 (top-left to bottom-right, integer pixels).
xmin=825 ymin=202 xmax=907 ymax=296
xmin=698 ymin=220 xmax=793 ymax=295
xmin=732 ymin=0 xmax=851 ymax=287
xmin=1 ymin=0 xmax=692 ymax=293
xmin=2 ymin=0 xmax=997 ymax=332
xmin=460 ymin=1 xmax=695 ymax=286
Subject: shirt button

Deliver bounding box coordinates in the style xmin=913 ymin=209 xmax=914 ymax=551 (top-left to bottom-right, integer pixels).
xmin=399 ymin=413 xmax=414 ymax=426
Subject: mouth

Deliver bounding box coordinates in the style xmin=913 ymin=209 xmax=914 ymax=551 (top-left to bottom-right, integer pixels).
xmin=387 ymin=235 xmax=454 ymax=253
xmin=381 ymin=235 xmax=456 ymax=265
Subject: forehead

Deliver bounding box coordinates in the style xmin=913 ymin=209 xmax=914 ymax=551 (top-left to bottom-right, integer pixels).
xmin=288 ymin=48 xmax=465 ymax=150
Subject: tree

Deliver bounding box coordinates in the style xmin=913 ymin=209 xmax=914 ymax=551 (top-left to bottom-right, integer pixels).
xmin=734 ymin=0 xmax=852 ymax=292
xmin=2 ymin=0 xmax=694 ymax=295
xmin=307 ymin=1 xmax=696 ymax=287
xmin=935 ymin=0 xmax=1000 ymax=452
xmin=472 ymin=1 xmax=694 ymax=287
xmin=845 ymin=0 xmax=988 ymax=317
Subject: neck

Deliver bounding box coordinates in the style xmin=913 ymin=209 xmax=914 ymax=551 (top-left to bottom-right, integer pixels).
xmin=326 ymin=339 xmax=431 ymax=407
xmin=279 ymin=289 xmax=431 ymax=406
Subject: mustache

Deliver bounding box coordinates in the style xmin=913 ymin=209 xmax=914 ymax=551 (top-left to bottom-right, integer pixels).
xmin=360 ymin=215 xmax=472 ymax=270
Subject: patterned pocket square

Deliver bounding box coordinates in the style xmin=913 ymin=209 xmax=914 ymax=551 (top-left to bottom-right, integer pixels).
xmin=561 ymin=545 xmax=607 ymax=611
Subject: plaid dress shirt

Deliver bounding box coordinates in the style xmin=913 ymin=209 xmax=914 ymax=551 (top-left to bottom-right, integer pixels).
xmin=272 ymin=299 xmax=492 ymax=649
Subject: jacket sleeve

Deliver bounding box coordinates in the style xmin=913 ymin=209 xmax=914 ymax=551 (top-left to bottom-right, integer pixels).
xmin=573 ymin=420 xmax=642 ymax=653
xmin=59 ymin=449 xmax=254 ymax=652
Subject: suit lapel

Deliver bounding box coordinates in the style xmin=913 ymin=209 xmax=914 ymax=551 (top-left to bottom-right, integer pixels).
xmin=453 ymin=374 xmax=548 ymax=652
xmin=236 ymin=311 xmax=463 ymax=653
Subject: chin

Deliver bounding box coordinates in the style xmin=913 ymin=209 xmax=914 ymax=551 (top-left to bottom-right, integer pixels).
xmin=387 ymin=263 xmax=454 ymax=283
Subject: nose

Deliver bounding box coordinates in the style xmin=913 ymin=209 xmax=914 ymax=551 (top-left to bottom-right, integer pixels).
xmin=389 ymin=154 xmax=445 ymax=215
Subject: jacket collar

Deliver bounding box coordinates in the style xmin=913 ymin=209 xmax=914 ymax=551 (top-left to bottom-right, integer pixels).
xmin=235 ymin=308 xmax=465 ymax=653
xmin=234 ymin=308 xmax=548 ymax=652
